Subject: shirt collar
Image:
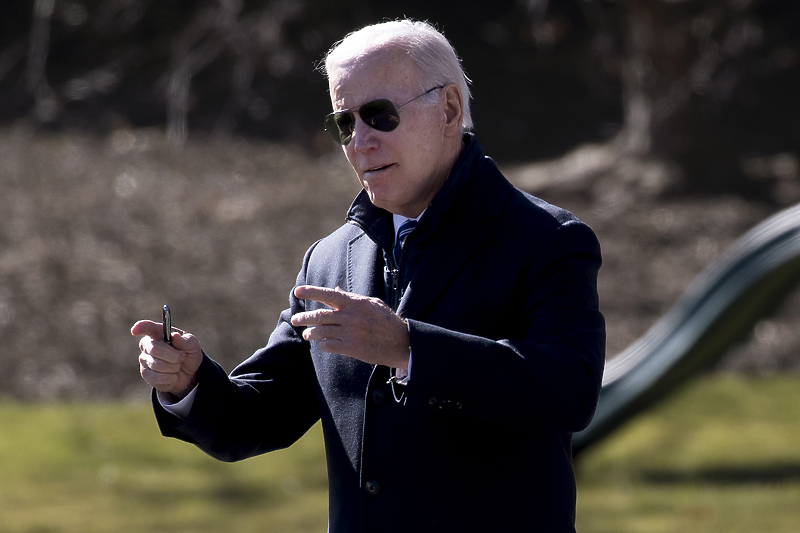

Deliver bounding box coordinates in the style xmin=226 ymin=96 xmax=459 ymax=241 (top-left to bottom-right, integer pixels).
xmin=392 ymin=209 xmax=426 ymax=241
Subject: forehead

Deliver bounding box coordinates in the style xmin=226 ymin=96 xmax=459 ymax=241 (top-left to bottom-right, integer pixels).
xmin=328 ymin=47 xmax=419 ymax=109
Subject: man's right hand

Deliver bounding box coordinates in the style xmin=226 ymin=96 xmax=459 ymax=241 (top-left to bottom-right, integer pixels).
xmin=132 ymin=320 xmax=203 ymax=400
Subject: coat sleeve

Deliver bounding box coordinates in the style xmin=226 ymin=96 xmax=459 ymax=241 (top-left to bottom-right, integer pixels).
xmin=403 ymin=219 xmax=605 ymax=433
xmin=153 ymin=246 xmax=322 ymax=462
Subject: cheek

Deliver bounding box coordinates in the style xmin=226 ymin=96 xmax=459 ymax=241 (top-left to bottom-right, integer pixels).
xmin=343 ymin=145 xmax=353 ymax=164
xmin=343 ymin=147 xmax=359 ymax=175
xmin=409 ymin=138 xmax=440 ymax=172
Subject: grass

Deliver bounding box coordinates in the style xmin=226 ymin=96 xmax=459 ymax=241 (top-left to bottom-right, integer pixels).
xmin=0 ymin=403 xmax=329 ymax=532
xmin=575 ymin=374 xmax=800 ymax=532
xmin=0 ymin=374 xmax=799 ymax=532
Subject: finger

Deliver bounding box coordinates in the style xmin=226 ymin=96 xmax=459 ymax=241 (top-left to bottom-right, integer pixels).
xmin=139 ymin=352 xmax=183 ymax=374
xmin=300 ymin=324 xmax=342 ymax=342
xmin=294 ymin=285 xmax=351 ymax=310
xmin=140 ymin=366 xmax=179 ymax=389
xmin=169 ymin=330 xmax=197 ymax=352
xmin=140 ymin=335 xmax=185 ymax=365
xmin=131 ymin=320 xmax=162 ymax=337
xmin=299 ymin=326 xmax=349 ymax=355
xmin=290 ymin=308 xmax=341 ymax=327
xmin=316 ymin=337 xmax=346 ymax=355
xmin=139 ymin=335 xmax=152 ymax=354
xmin=133 ymin=320 xmax=187 ymax=340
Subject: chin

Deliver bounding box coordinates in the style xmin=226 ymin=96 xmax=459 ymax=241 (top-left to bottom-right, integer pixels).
xmin=369 ymin=197 xmax=395 ymax=212
xmin=364 ymin=186 xmax=394 ymax=209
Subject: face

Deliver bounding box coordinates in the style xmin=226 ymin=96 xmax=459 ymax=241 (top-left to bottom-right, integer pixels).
xmin=328 ymin=48 xmax=462 ymax=218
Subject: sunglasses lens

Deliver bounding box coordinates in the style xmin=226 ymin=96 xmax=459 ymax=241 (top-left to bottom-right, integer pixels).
xmin=359 ymin=100 xmax=400 ymax=132
xmin=323 ymin=99 xmax=400 ymax=145
xmin=324 ymin=111 xmax=354 ymax=145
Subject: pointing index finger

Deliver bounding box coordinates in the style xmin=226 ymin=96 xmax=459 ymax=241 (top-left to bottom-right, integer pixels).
xmin=294 ymin=285 xmax=351 ymax=310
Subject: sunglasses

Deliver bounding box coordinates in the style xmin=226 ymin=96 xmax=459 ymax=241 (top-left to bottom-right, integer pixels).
xmin=324 ymin=85 xmax=445 ymax=146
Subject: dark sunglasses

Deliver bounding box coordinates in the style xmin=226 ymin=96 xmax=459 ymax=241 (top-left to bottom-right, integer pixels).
xmin=324 ymin=85 xmax=445 ymax=146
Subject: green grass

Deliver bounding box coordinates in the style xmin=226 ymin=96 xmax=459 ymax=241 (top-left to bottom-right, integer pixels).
xmin=1 ymin=375 xmax=799 ymax=532
xmin=0 ymin=403 xmax=329 ymax=532
xmin=575 ymin=374 xmax=800 ymax=532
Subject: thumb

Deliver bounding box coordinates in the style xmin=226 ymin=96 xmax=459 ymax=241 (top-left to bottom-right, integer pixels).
xmin=131 ymin=320 xmax=161 ymax=338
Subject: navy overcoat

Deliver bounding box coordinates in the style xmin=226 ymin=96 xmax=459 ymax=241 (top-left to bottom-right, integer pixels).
xmin=154 ymin=135 xmax=606 ymax=533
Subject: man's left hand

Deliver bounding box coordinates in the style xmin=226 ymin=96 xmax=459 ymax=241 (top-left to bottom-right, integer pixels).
xmin=291 ymin=285 xmax=410 ymax=369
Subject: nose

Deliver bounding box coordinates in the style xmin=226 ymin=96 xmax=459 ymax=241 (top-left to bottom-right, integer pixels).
xmin=350 ymin=115 xmax=380 ymax=153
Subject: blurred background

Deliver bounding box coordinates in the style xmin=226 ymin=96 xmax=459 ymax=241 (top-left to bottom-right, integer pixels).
xmin=1 ymin=0 xmax=799 ymax=531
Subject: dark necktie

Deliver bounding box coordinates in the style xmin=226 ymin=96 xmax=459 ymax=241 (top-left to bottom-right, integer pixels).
xmin=393 ymin=219 xmax=417 ymax=266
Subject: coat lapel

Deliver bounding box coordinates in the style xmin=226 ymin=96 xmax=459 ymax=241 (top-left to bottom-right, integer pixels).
xmin=397 ymin=216 xmax=492 ymax=320
xmin=342 ymin=136 xmax=516 ymax=321
xmin=346 ymin=231 xmax=383 ymax=298
xmin=398 ymin=165 xmax=514 ymax=320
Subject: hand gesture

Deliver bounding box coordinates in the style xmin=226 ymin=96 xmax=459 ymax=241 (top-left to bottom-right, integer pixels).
xmin=290 ymin=285 xmax=410 ymax=369
xmin=131 ymin=320 xmax=202 ymax=400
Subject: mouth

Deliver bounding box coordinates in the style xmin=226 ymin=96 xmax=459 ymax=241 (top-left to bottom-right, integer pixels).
xmin=364 ymin=163 xmax=394 ymax=175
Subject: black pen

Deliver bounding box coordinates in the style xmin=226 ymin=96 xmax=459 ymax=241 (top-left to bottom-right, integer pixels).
xmin=162 ymin=305 xmax=172 ymax=345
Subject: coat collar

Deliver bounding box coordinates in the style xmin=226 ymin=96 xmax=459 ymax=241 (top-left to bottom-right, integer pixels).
xmin=345 ymin=134 xmax=505 ymax=241
xmin=344 ymin=133 xmax=514 ymax=319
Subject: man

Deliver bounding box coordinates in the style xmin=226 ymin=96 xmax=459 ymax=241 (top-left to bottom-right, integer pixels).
xmin=133 ymin=19 xmax=605 ymax=533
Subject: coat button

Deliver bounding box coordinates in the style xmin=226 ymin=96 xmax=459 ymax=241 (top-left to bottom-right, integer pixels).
xmin=370 ymin=389 xmax=385 ymax=406
xmin=363 ymin=480 xmax=381 ymax=496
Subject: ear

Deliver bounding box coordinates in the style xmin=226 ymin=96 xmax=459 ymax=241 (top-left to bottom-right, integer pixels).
xmin=441 ymin=84 xmax=463 ymax=138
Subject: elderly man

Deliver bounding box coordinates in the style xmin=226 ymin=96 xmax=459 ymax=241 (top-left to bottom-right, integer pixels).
xmin=133 ymin=19 xmax=605 ymax=533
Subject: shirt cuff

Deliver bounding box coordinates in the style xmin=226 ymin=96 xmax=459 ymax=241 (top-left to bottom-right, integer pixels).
xmin=394 ymin=348 xmax=413 ymax=384
xmin=157 ymin=385 xmax=198 ymax=419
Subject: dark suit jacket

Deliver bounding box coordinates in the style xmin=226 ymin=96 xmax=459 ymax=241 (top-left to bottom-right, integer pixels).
xmin=154 ymin=134 xmax=605 ymax=533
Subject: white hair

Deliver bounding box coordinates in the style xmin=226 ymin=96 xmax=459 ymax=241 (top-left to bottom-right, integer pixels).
xmin=322 ymin=20 xmax=473 ymax=131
